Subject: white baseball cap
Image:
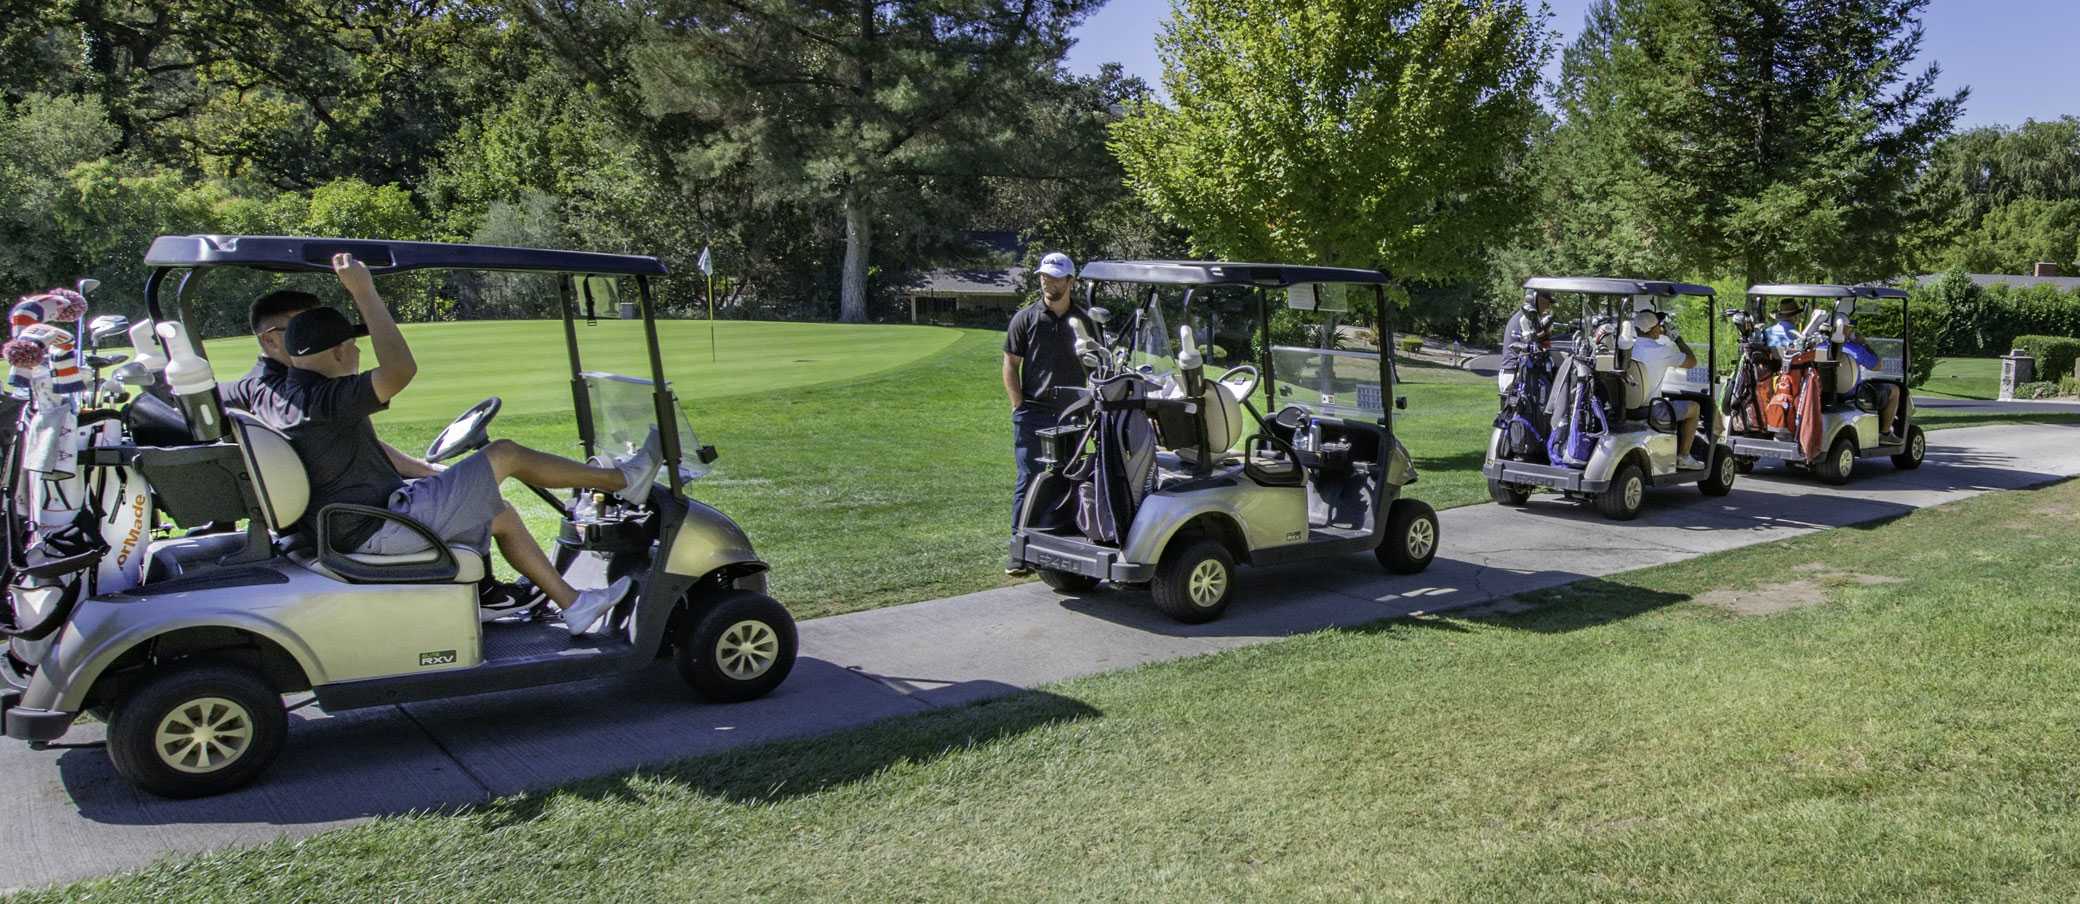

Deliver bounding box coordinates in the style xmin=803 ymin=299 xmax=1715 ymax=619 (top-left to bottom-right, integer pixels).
xmin=1036 ymin=252 xmax=1075 ymax=279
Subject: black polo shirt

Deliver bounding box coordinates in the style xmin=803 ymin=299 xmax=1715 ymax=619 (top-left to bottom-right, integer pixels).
xmin=1005 ymin=299 xmax=1097 ymax=413
xmin=222 ymin=358 xmax=401 ymax=549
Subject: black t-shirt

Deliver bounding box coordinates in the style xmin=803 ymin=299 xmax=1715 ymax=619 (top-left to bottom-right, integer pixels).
xmin=224 ymin=359 xmax=401 ymax=549
xmin=1004 ymin=299 xmax=1097 ymax=412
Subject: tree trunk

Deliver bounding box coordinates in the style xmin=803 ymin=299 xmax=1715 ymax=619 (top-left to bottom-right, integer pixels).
xmin=840 ymin=193 xmax=871 ymax=323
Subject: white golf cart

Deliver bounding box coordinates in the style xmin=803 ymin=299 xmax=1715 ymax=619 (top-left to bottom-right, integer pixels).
xmin=0 ymin=236 xmax=795 ymax=798
xmin=1481 ymin=277 xmax=1737 ymax=520
xmin=1008 ymin=261 xmax=1439 ymax=624
xmin=1722 ymin=283 xmax=1923 ymax=483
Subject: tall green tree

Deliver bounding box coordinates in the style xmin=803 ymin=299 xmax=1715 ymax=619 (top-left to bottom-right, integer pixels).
xmin=1600 ymin=0 xmax=1962 ymax=285
xmin=1111 ymin=0 xmax=1548 ymax=293
xmin=1912 ymin=117 xmax=2080 ymax=269
xmin=526 ymin=0 xmax=1101 ymax=322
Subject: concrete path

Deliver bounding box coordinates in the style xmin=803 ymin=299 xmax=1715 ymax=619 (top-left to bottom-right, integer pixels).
xmin=3 ymin=422 xmax=2075 ymax=891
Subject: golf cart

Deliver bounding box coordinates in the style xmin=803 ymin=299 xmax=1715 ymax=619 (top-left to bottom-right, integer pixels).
xmin=1008 ymin=261 xmax=1439 ymax=624
xmin=0 ymin=235 xmax=795 ymax=798
xmin=1722 ymin=284 xmax=1922 ymax=484
xmin=1481 ymin=277 xmax=1737 ymax=520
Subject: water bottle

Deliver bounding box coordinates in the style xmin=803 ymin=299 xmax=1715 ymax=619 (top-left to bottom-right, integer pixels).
xmin=156 ymin=322 xmax=225 ymax=442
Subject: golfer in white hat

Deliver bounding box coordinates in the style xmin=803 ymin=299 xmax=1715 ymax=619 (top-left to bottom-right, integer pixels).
xmin=1002 ymin=251 xmax=1098 ymax=575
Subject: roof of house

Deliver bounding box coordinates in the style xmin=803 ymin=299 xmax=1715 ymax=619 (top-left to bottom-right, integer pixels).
xmin=901 ymin=266 xmax=1028 ymax=296
xmin=1915 ymin=273 xmax=2080 ymax=292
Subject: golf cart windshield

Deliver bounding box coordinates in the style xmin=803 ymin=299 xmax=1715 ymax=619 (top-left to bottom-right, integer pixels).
xmin=1271 ymin=346 xmax=1384 ymax=418
xmin=582 ymin=372 xmax=709 ymax=481
xmin=1860 ymin=337 xmax=1906 ymax=379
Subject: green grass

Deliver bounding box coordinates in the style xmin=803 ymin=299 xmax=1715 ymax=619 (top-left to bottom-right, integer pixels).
xmin=35 ymin=477 xmax=2080 ymax=902
xmin=1919 ymin=357 xmax=2001 ymax=400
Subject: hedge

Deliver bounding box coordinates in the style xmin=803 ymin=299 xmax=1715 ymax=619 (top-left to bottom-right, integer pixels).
xmin=2015 ymin=335 xmax=2080 ymax=383
xmin=1915 ymin=269 xmax=2080 ymax=358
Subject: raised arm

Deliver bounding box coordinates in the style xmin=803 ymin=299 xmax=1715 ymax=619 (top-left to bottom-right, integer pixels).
xmin=334 ymin=252 xmax=417 ymax=401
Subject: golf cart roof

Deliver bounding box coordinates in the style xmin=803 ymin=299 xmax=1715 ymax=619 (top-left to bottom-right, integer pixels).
xmin=1522 ymin=277 xmax=1715 ymax=297
xmin=1078 ymin=260 xmax=1387 ymax=288
xmin=1746 ymin=283 xmax=1909 ymax=300
xmin=143 ymin=235 xmax=669 ymax=277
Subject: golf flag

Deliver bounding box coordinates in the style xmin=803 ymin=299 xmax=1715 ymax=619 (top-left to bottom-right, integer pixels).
xmin=696 ymin=245 xmax=713 ymax=277
xmin=700 ymin=245 xmax=717 ymax=362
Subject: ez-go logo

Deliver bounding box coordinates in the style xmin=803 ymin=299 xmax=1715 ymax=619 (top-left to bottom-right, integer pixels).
xmin=419 ymin=650 xmax=458 ymax=667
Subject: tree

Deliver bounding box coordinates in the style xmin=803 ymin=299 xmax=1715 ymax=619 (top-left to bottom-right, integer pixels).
xmin=525 ymin=0 xmax=1102 ymax=322
xmin=1940 ymin=199 xmax=2080 ymax=274
xmin=1601 ymin=0 xmax=1963 ymax=286
xmin=1912 ymin=117 xmax=2080 ymax=269
xmin=1111 ymin=0 xmax=1548 ymax=293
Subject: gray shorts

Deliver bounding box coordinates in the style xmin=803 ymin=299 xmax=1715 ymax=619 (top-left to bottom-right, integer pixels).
xmin=359 ymin=452 xmax=503 ymax=555
xmin=1667 ymin=399 xmax=1701 ymax=420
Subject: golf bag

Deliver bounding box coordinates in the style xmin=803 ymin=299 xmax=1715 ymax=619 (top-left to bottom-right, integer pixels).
xmin=1071 ymin=374 xmax=1158 ymax=545
xmin=1546 ymin=353 xmax=1610 ymax=468
xmin=1494 ymin=349 xmax=1555 ymax=464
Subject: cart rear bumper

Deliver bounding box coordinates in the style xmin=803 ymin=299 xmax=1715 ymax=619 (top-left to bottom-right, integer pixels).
xmin=1483 ymin=459 xmax=1606 ymax=494
xmin=1729 ymin=436 xmax=1804 ymax=460
xmin=2 ymin=693 xmax=71 ymax=742
xmin=1010 ymin=532 xmax=1155 ymax=583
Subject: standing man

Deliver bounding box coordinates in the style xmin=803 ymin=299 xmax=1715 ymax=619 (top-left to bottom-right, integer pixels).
xmin=1003 ymin=251 xmax=1097 ymax=576
xmin=1498 ymin=290 xmax=1554 ymax=395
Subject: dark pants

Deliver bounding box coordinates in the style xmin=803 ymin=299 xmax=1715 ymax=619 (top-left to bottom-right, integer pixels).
xmin=1010 ymin=406 xmax=1059 ymax=549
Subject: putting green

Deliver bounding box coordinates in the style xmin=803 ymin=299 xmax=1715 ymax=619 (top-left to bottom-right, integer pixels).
xmin=194 ymin=320 xmax=963 ymax=425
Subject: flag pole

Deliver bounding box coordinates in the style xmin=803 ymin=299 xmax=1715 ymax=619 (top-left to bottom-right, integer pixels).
xmin=706 ymin=272 xmax=717 ymax=363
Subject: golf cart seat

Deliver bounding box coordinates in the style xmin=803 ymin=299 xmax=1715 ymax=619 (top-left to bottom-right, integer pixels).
xmin=225 ymin=412 xmax=483 ymax=584
xmin=1622 ymin=358 xmax=1652 ymax=416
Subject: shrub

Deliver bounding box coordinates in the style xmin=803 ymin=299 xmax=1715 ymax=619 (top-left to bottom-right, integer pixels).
xmin=2015 ymin=381 xmax=2062 ymax=400
xmin=2014 ymin=335 xmax=2080 ymax=385
xmin=1397 ymin=335 xmax=1424 ymax=353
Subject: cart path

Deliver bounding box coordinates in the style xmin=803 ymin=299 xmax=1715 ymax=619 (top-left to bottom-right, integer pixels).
xmin=4 ymin=422 xmax=2076 ymax=892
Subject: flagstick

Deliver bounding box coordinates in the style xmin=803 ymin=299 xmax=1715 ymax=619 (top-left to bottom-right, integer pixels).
xmin=707 ymin=272 xmax=717 ymax=363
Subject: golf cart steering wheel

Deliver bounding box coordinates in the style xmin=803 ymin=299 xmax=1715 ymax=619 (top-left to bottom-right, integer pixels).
xmin=425 ymin=397 xmax=503 ymax=463
xmin=1216 ymin=364 xmax=1260 ymax=400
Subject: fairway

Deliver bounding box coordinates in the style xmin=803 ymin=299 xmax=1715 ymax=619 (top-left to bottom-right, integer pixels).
xmin=195 ymin=319 xmax=963 ymax=424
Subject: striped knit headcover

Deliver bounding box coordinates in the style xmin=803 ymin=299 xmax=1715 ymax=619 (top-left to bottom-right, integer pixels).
xmin=7 ymin=289 xmax=87 ymax=398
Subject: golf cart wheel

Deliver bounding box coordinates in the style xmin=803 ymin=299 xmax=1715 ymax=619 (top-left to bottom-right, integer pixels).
xmin=1816 ymin=435 xmax=1857 ymax=486
xmin=1151 ymin=538 xmax=1235 ymax=624
xmin=1734 ymin=456 xmax=1757 ymax=475
xmin=1037 ymin=569 xmax=1101 ymax=594
xmin=1700 ymin=447 xmax=1737 ymax=497
xmin=1596 ymin=461 xmax=1646 ymax=521
xmin=106 ymin=662 xmax=287 ymax=799
xmin=1892 ymin=426 xmax=1926 ymax=471
xmin=1487 ymin=478 xmax=1532 ymax=507
xmin=674 ymin=591 xmax=798 ymax=703
xmin=1378 ymin=499 xmax=1440 ymax=575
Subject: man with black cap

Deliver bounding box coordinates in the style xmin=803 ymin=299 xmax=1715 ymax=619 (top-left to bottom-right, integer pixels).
xmin=262 ymin=253 xmax=658 ymax=637
xmin=226 ymin=286 xmax=547 ymax=620
xmin=1002 ymin=251 xmax=1097 ymax=576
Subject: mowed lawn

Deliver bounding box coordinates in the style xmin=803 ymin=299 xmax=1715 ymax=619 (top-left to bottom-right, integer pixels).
xmin=35 ymin=476 xmax=2080 ymax=902
xmin=1918 ymin=356 xmax=2000 ymax=400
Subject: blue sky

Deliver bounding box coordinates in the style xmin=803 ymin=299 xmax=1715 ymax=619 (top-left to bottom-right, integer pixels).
xmin=1065 ymin=0 xmax=2079 ymax=129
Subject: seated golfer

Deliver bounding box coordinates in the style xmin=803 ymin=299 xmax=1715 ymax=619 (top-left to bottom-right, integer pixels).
xmin=1763 ymin=298 xmax=1806 ymax=352
xmin=261 ymin=254 xmax=657 ymax=636
xmin=1623 ymin=309 xmax=1705 ymax=469
xmin=224 ymin=289 xmax=543 ymax=620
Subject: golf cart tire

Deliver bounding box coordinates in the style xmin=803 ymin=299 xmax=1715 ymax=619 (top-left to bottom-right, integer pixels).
xmin=1734 ymin=456 xmax=1757 ymax=475
xmin=674 ymin=591 xmax=798 ymax=703
xmin=1038 ymin=569 xmax=1101 ymax=594
xmin=1892 ymin=426 xmax=1926 ymax=471
xmin=1596 ymin=460 xmax=1646 ymax=521
xmin=1817 ymin=435 xmax=1857 ymax=486
xmin=107 ymin=661 xmax=288 ymax=799
xmin=1700 ymin=447 xmax=1737 ymax=497
xmin=1151 ymin=538 xmax=1235 ymax=624
xmin=1378 ymin=498 xmax=1440 ymax=574
xmin=1487 ymin=478 xmax=1532 ymax=507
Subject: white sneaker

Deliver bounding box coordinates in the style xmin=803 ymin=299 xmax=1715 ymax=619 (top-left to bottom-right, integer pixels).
xmin=561 ymin=576 xmax=633 ymax=637
xmin=1678 ymin=454 xmax=1706 ymax=470
xmin=612 ymin=428 xmax=662 ymax=505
